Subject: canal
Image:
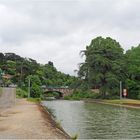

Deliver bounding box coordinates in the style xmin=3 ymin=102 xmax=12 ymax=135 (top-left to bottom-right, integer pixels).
xmin=42 ymin=100 xmax=140 ymax=139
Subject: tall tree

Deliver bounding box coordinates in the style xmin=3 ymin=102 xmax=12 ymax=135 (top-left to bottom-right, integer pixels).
xmin=124 ymin=45 xmax=140 ymax=99
xmin=79 ymin=37 xmax=124 ymax=98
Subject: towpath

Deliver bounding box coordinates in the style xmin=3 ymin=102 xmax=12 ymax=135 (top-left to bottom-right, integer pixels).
xmin=0 ymin=88 xmax=69 ymax=139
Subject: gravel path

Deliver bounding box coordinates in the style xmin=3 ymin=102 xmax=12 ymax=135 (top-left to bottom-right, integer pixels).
xmin=0 ymin=89 xmax=69 ymax=139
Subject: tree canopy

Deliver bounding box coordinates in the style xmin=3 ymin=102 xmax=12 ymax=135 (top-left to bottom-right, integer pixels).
xmin=78 ymin=37 xmax=140 ymax=99
xmin=124 ymin=45 xmax=140 ymax=99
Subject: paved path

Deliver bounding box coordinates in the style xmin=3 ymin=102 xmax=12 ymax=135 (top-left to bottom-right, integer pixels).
xmin=0 ymin=89 xmax=69 ymax=139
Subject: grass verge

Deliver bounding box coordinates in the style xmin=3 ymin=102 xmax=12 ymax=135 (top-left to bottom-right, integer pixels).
xmin=71 ymin=134 xmax=78 ymax=140
xmin=103 ymin=99 xmax=140 ymax=107
xmin=27 ymin=98 xmax=41 ymax=103
xmin=104 ymin=99 xmax=140 ymax=104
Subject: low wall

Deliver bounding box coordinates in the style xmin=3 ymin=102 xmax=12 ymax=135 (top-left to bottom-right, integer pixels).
xmin=0 ymin=87 xmax=16 ymax=108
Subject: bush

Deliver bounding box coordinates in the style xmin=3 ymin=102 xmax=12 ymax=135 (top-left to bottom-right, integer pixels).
xmin=31 ymin=83 xmax=42 ymax=98
xmin=16 ymin=88 xmax=28 ymax=98
xmin=137 ymin=92 xmax=140 ymax=100
xmin=64 ymin=89 xmax=100 ymax=100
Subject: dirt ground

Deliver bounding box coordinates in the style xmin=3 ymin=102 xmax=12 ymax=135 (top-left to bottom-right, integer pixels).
xmin=0 ymin=98 xmax=70 ymax=139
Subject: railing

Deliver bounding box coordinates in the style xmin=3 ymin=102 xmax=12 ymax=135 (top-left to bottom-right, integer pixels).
xmin=42 ymin=86 xmax=69 ymax=89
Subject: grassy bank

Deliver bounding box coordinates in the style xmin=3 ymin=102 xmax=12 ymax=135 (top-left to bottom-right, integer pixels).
xmin=84 ymin=99 xmax=140 ymax=109
xmin=27 ymin=98 xmax=41 ymax=103
xmin=104 ymin=99 xmax=140 ymax=106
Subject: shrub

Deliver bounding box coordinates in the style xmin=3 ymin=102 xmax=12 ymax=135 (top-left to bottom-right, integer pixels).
xmin=16 ymin=88 xmax=27 ymax=98
xmin=64 ymin=89 xmax=100 ymax=100
xmin=31 ymin=83 xmax=42 ymax=98
xmin=137 ymin=92 xmax=140 ymax=100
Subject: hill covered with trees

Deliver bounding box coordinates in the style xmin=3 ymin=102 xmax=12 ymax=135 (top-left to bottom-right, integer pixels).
xmin=0 ymin=53 xmax=76 ymax=98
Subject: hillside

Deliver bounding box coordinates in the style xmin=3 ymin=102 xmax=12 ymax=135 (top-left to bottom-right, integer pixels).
xmin=0 ymin=52 xmax=76 ymax=88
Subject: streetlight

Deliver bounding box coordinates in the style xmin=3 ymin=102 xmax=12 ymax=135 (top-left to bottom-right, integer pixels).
xmin=28 ymin=77 xmax=30 ymax=98
xmin=120 ymin=81 xmax=122 ymax=100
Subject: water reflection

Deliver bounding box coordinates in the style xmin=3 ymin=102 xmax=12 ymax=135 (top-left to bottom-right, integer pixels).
xmin=42 ymin=100 xmax=140 ymax=139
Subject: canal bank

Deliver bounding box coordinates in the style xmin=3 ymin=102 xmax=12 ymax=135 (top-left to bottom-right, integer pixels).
xmin=84 ymin=99 xmax=140 ymax=109
xmin=0 ymin=99 xmax=70 ymax=139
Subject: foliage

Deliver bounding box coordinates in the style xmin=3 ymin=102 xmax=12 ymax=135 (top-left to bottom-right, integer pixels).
xmin=71 ymin=134 xmax=78 ymax=140
xmin=137 ymin=92 xmax=140 ymax=100
xmin=27 ymin=75 xmax=42 ymax=86
xmin=78 ymin=37 xmax=124 ymax=98
xmin=16 ymin=88 xmax=28 ymax=98
xmin=30 ymin=83 xmax=42 ymax=98
xmin=64 ymin=90 xmax=100 ymax=100
xmin=124 ymin=45 xmax=140 ymax=99
xmin=0 ymin=52 xmax=76 ymax=98
xmin=1 ymin=37 xmax=140 ymax=100
xmin=25 ymin=75 xmax=42 ymax=98
xmin=55 ymin=120 xmax=63 ymax=130
xmin=44 ymin=91 xmax=60 ymax=98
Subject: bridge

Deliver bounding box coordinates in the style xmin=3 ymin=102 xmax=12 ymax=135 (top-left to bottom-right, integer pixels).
xmin=43 ymin=86 xmax=73 ymax=98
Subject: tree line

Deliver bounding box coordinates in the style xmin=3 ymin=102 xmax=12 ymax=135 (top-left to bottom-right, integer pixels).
xmin=0 ymin=36 xmax=140 ymax=100
xmin=77 ymin=36 xmax=140 ymax=99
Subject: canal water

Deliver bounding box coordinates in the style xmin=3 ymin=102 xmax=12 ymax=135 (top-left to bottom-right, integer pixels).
xmin=42 ymin=100 xmax=140 ymax=139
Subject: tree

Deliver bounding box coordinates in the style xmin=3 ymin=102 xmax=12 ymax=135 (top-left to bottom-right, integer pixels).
xmin=0 ymin=53 xmax=5 ymax=65
xmin=27 ymin=75 xmax=42 ymax=98
xmin=79 ymin=37 xmax=124 ymax=98
xmin=0 ymin=51 xmax=77 ymax=92
xmin=124 ymin=45 xmax=140 ymax=99
xmin=31 ymin=83 xmax=42 ymax=98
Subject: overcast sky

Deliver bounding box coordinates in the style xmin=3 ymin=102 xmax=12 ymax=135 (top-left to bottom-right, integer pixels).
xmin=0 ymin=0 xmax=140 ymax=75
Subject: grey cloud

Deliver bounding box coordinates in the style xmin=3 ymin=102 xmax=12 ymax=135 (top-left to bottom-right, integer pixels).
xmin=0 ymin=0 xmax=140 ymax=75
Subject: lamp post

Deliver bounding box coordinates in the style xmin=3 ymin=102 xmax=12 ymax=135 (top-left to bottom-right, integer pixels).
xmin=120 ymin=81 xmax=122 ymax=100
xmin=28 ymin=77 xmax=31 ymax=98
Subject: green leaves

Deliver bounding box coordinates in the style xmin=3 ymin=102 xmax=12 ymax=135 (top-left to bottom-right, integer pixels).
xmin=124 ymin=45 xmax=140 ymax=99
xmin=0 ymin=53 xmax=76 ymax=89
xmin=78 ymin=36 xmax=124 ymax=98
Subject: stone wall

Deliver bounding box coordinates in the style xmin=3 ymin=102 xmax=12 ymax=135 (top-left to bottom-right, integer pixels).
xmin=0 ymin=88 xmax=16 ymax=108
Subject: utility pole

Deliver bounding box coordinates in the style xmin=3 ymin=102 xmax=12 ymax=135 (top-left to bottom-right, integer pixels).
xmin=20 ymin=62 xmax=23 ymax=87
xmin=120 ymin=81 xmax=122 ymax=100
xmin=28 ymin=77 xmax=30 ymax=98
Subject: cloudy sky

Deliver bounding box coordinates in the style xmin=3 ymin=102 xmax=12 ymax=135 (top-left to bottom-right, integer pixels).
xmin=0 ymin=0 xmax=140 ymax=75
